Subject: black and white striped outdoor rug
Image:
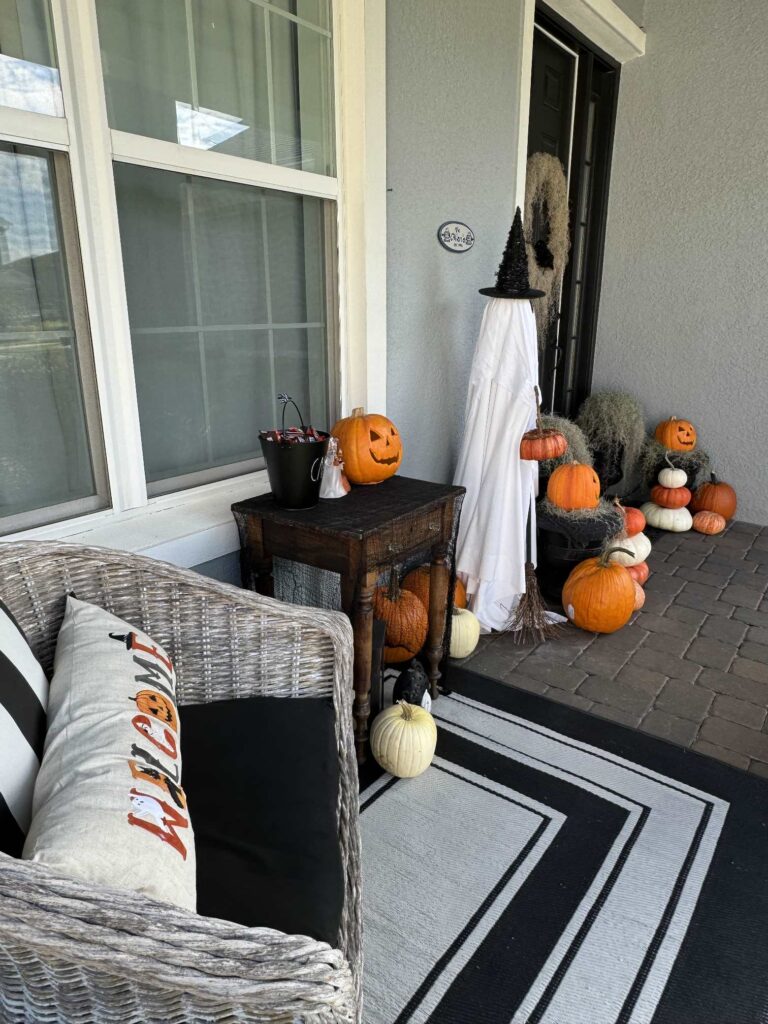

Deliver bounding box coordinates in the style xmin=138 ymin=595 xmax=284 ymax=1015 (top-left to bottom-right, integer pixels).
xmin=360 ymin=668 xmax=768 ymax=1024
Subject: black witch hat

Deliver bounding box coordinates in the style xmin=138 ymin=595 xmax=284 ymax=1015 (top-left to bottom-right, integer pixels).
xmin=479 ymin=207 xmax=545 ymax=299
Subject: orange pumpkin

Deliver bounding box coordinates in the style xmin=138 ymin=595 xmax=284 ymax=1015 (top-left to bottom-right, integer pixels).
xmin=650 ymin=484 xmax=693 ymax=509
xmin=632 ymin=580 xmax=646 ymax=611
xmin=520 ymin=428 xmax=568 ymax=462
xmin=614 ymin=498 xmax=645 ymax=537
xmin=562 ymin=547 xmax=636 ymax=634
xmin=373 ymin=570 xmax=429 ymax=663
xmin=691 ymin=474 xmax=737 ymax=520
xmin=331 ymin=408 xmax=402 ymax=485
xmin=627 ymin=561 xmax=650 ymax=585
xmin=132 ymin=689 xmax=178 ymax=732
xmin=546 ymin=462 xmax=601 ymax=511
xmin=692 ymin=510 xmax=727 ymax=535
xmin=402 ymin=565 xmax=467 ymax=612
xmin=654 ymin=417 xmax=697 ymax=452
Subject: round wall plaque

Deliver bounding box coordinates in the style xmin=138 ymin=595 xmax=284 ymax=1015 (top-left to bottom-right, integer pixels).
xmin=437 ymin=221 xmax=475 ymax=253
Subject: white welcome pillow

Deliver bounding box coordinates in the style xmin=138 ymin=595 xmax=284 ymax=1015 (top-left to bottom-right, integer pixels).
xmin=23 ymin=596 xmax=196 ymax=910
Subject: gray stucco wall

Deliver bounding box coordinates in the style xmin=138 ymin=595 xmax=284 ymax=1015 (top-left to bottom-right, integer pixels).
xmin=386 ymin=0 xmax=527 ymax=483
xmin=613 ymin=0 xmax=645 ymax=27
xmin=593 ymin=0 xmax=767 ymax=524
xmin=194 ymin=551 xmax=241 ymax=586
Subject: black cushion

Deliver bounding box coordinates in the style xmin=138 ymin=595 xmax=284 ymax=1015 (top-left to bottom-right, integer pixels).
xmin=179 ymin=695 xmax=345 ymax=946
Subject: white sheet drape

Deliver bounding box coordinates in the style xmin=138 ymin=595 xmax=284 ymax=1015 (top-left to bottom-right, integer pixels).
xmin=454 ymin=298 xmax=540 ymax=632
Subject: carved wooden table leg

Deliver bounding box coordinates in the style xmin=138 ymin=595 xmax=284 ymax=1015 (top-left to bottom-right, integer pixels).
xmin=426 ymin=543 xmax=450 ymax=699
xmin=351 ymin=569 xmax=378 ymax=762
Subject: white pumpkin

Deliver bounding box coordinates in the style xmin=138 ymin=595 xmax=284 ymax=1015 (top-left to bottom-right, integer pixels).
xmin=370 ymin=701 xmax=437 ymax=778
xmin=449 ymin=607 xmax=481 ymax=659
xmin=641 ymin=501 xmax=693 ymax=533
xmin=607 ymin=532 xmax=652 ymax=566
xmin=658 ymin=453 xmax=687 ymax=489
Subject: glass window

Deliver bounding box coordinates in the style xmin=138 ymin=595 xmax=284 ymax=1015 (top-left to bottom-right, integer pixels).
xmin=0 ymin=143 xmax=107 ymax=531
xmin=113 ymin=162 xmax=332 ymax=493
xmin=96 ymin=0 xmax=335 ymax=175
xmin=0 ymin=0 xmax=63 ymax=116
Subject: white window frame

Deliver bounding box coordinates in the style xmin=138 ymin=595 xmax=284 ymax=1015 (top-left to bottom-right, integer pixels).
xmin=3 ymin=0 xmax=387 ymax=567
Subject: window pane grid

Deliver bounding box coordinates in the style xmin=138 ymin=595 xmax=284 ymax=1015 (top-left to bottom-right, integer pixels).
xmin=96 ymin=0 xmax=335 ymax=176
xmin=113 ymin=162 xmax=332 ymax=494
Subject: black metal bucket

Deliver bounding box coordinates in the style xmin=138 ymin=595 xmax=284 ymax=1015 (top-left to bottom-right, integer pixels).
xmin=260 ymin=435 xmax=329 ymax=510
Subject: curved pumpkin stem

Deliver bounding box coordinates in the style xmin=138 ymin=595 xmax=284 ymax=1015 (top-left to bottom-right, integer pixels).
xmin=600 ymin=546 xmax=635 ymax=567
xmin=664 ymin=451 xmax=675 ymax=471
xmin=397 ymin=700 xmax=414 ymax=721
xmin=533 ymin=385 xmax=543 ymax=432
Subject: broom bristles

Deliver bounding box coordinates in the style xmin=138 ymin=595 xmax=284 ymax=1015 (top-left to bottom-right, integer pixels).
xmin=509 ymin=562 xmax=561 ymax=645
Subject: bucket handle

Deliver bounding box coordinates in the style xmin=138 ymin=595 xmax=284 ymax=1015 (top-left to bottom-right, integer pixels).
xmin=278 ymin=392 xmax=307 ymax=434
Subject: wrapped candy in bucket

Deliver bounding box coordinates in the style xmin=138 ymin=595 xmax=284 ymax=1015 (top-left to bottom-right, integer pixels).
xmin=259 ymin=394 xmax=330 ymax=510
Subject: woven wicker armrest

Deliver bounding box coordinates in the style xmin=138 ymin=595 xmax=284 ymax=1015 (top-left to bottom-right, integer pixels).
xmin=0 ymin=857 xmax=354 ymax=1022
xmin=0 ymin=541 xmax=362 ymax=1023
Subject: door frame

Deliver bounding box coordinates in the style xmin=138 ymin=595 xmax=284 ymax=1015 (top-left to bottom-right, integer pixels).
xmin=512 ymin=0 xmax=644 ymax=411
xmin=512 ymin=0 xmax=645 ymax=212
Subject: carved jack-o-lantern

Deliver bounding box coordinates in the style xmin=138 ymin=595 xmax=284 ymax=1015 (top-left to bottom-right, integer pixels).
xmin=132 ymin=689 xmax=178 ymax=732
xmin=654 ymin=416 xmax=697 ymax=451
xmin=331 ymin=408 xmax=403 ymax=485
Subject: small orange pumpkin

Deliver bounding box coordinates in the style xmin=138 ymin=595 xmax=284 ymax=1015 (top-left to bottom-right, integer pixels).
xmin=614 ymin=498 xmax=645 ymax=537
xmin=331 ymin=408 xmax=402 ymax=485
xmin=650 ymin=484 xmax=693 ymax=509
xmin=632 ymin=580 xmax=646 ymax=611
xmin=692 ymin=510 xmax=727 ymax=535
xmin=627 ymin=561 xmax=650 ymax=585
xmin=691 ymin=474 xmax=737 ymax=520
xmin=132 ymin=689 xmax=178 ymax=732
xmin=373 ymin=569 xmax=429 ymax=663
xmin=562 ymin=546 xmax=636 ymax=634
xmin=402 ymin=565 xmax=467 ymax=611
xmin=546 ymin=462 xmax=601 ymax=511
xmin=520 ymin=386 xmax=568 ymax=461
xmin=654 ymin=416 xmax=697 ymax=452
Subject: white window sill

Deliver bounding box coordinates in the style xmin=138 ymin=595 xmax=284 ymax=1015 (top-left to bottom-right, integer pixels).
xmin=4 ymin=472 xmax=270 ymax=569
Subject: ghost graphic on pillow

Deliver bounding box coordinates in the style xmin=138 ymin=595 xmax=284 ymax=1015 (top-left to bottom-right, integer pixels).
xmin=129 ymin=793 xmax=167 ymax=829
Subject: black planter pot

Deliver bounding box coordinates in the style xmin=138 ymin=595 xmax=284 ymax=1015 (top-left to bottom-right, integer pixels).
xmin=537 ymin=528 xmax=604 ymax=606
xmin=260 ymin=435 xmax=329 ymax=510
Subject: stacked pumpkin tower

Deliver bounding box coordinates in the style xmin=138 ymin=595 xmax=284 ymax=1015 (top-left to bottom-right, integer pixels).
xmin=642 ymin=455 xmax=694 ymax=533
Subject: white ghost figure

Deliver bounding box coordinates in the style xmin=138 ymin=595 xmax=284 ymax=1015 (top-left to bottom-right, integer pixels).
xmin=130 ymin=793 xmax=166 ymax=827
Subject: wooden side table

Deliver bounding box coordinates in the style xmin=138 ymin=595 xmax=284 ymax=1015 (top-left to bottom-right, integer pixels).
xmin=233 ymin=476 xmax=465 ymax=762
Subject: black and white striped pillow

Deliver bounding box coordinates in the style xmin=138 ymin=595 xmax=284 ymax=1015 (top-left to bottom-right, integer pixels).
xmin=0 ymin=600 xmax=47 ymax=857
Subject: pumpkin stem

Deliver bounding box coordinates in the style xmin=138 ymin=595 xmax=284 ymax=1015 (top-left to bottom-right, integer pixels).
xmin=533 ymin=385 xmax=543 ymax=432
xmin=600 ymin=546 xmax=635 ymax=566
xmin=351 ymin=407 xmax=365 ymax=418
xmin=398 ymin=700 xmax=414 ymax=721
xmin=664 ymin=451 xmax=675 ymax=471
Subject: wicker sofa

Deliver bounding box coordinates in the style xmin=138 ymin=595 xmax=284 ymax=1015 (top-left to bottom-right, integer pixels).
xmin=0 ymin=541 xmax=361 ymax=1024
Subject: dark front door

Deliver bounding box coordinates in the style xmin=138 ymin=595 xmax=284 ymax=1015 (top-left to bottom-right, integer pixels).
xmin=527 ymin=27 xmax=577 ymax=409
xmin=527 ymin=9 xmax=620 ymax=418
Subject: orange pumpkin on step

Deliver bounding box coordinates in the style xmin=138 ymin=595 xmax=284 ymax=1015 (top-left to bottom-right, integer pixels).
xmin=691 ymin=474 xmax=737 ymax=521
xmin=650 ymin=484 xmax=693 ymax=509
xmin=654 ymin=416 xmax=697 ymax=452
xmin=546 ymin=462 xmax=601 ymax=511
xmin=562 ymin=547 xmax=636 ymax=634
xmin=692 ymin=510 xmax=727 ymax=535
xmin=614 ymin=498 xmax=645 ymax=537
xmin=627 ymin=561 xmax=650 ymax=585
xmin=331 ymin=408 xmax=402 ymax=485
xmin=373 ymin=569 xmax=429 ymax=663
xmin=402 ymin=565 xmax=467 ymax=612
